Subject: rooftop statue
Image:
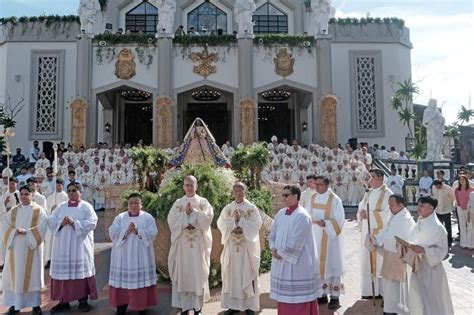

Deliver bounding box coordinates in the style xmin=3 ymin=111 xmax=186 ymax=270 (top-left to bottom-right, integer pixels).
xmin=78 ymin=0 xmax=101 ymax=34
xmin=310 ymin=0 xmax=336 ymax=35
xmin=234 ymin=0 xmax=257 ymax=36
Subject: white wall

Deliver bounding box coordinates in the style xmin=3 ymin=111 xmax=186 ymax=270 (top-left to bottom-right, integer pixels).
xmin=331 ymin=43 xmax=412 ymax=151
xmin=0 ymin=45 xmax=7 ymax=102
xmin=3 ymin=42 xmax=77 ymax=152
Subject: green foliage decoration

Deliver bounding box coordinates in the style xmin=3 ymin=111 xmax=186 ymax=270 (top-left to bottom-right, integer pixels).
xmin=0 ymin=15 xmax=80 ymax=25
xmin=94 ymin=33 xmax=157 ymax=45
xmin=329 ymin=17 xmax=405 ymax=28
xmin=129 ymin=146 xmax=169 ymax=192
xmin=231 ymin=143 xmax=269 ymax=189
xmin=173 ymin=34 xmax=237 ymax=47
xmin=254 ymin=34 xmax=315 ymax=48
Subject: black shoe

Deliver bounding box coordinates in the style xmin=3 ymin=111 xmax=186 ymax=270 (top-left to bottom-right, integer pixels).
xmin=78 ymin=300 xmax=91 ymax=312
xmin=328 ymin=298 xmax=340 ymax=310
xmin=32 ymin=306 xmax=42 ymax=315
xmin=317 ymin=295 xmax=328 ymax=304
xmin=194 ymin=309 xmax=202 ymax=315
xmin=246 ymin=310 xmax=255 ymax=315
xmin=138 ymin=310 xmax=147 ymax=315
xmin=224 ymin=310 xmax=239 ymax=315
xmin=7 ymin=306 xmax=19 ymax=315
xmin=361 ymin=295 xmax=373 ymax=299
xmin=50 ymin=302 xmax=70 ymax=313
xmin=116 ymin=304 xmax=127 ymax=315
xmin=45 ymin=261 xmax=50 ymax=269
xmin=375 ymin=295 xmax=383 ymax=299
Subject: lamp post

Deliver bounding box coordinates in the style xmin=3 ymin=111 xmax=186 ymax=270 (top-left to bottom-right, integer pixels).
xmin=53 ymin=144 xmax=58 ymax=205
xmin=405 ymin=133 xmax=415 ymax=152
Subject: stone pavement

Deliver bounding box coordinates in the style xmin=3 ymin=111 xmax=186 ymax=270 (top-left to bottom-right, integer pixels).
xmin=1 ymin=210 xmax=473 ymax=314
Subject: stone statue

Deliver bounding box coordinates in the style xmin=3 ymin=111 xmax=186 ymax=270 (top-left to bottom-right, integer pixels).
xmin=234 ymin=0 xmax=257 ymax=36
xmin=310 ymin=0 xmax=336 ymax=35
xmin=157 ymin=0 xmax=176 ymax=34
xmin=423 ymin=99 xmax=446 ymax=160
xmin=78 ymin=0 xmax=101 ymax=34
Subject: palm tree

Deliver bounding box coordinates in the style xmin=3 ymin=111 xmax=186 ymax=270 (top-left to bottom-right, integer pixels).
xmin=392 ymin=79 xmax=419 ymax=138
xmin=457 ymin=105 xmax=474 ymax=125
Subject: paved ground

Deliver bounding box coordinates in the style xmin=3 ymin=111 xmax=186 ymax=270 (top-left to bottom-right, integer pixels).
xmin=1 ymin=210 xmax=473 ymax=314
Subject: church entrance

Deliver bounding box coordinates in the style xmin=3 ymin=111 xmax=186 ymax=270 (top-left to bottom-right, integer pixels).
xmin=186 ymin=103 xmax=228 ymax=146
xmin=124 ymin=103 xmax=153 ymax=145
xmin=258 ymin=102 xmax=291 ymax=143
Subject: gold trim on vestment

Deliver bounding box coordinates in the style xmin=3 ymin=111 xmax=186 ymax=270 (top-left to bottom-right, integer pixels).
xmin=7 ymin=206 xmax=19 ymax=291
xmin=23 ymin=206 xmax=41 ymax=293
xmin=367 ymin=185 xmax=387 ymax=274
xmin=31 ymin=227 xmax=42 ymax=246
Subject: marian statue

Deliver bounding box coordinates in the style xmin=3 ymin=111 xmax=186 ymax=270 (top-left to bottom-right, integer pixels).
xmin=310 ymin=0 xmax=336 ymax=35
xmin=169 ymin=118 xmax=230 ymax=167
xmin=234 ymin=0 xmax=257 ymax=36
xmin=157 ymin=0 xmax=176 ymax=34
xmin=423 ymin=99 xmax=446 ymax=160
xmin=78 ymin=0 xmax=101 ymax=34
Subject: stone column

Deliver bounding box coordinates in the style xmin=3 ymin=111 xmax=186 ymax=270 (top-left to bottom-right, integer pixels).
xmin=320 ymin=95 xmax=338 ymax=147
xmin=314 ymin=34 xmax=333 ymax=143
xmin=236 ymin=36 xmax=257 ymax=145
xmin=76 ymin=35 xmax=95 ymax=145
xmin=155 ymin=36 xmax=174 ymax=147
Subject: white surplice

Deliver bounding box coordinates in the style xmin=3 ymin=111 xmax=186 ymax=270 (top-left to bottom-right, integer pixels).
xmin=374 ymin=208 xmax=416 ymax=314
xmin=217 ymin=199 xmax=262 ymax=311
xmin=309 ymin=189 xmax=345 ymax=297
xmin=47 ymin=200 xmax=97 ymax=280
xmin=0 ymin=190 xmax=19 ymax=263
xmin=357 ymin=184 xmax=393 ymax=296
xmin=2 ymin=203 xmax=48 ymax=309
xmin=407 ymin=212 xmax=454 ymax=315
xmin=269 ymin=206 xmax=322 ymax=303
xmin=300 ymin=187 xmax=316 ymax=211
xmin=167 ymin=194 xmax=213 ymax=311
xmin=108 ymin=211 xmax=158 ymax=289
xmin=43 ymin=191 xmax=69 ymax=263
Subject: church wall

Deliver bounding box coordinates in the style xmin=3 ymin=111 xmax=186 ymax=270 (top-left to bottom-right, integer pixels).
xmin=3 ymin=42 xmax=77 ymax=152
xmin=0 ymin=45 xmax=7 ymax=101
xmin=91 ymin=45 xmax=158 ymax=90
xmin=331 ymin=42 xmax=412 ymax=151
xmin=172 ymin=46 xmax=239 ymax=90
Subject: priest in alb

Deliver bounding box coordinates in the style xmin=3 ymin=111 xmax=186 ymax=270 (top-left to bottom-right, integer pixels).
xmin=217 ymin=182 xmax=262 ymax=314
xmin=168 ymin=175 xmax=214 ymax=315
xmin=365 ymin=194 xmax=416 ymax=314
xmin=404 ymin=196 xmax=454 ymax=315
xmin=300 ymin=174 xmax=318 ymax=211
xmin=2 ymin=185 xmax=48 ymax=315
xmin=108 ymin=193 xmax=158 ymax=315
xmin=357 ymin=169 xmax=392 ymax=298
xmin=269 ymin=185 xmax=321 ymax=315
xmin=48 ymin=182 xmax=98 ymax=313
xmin=308 ymin=176 xmax=345 ymax=310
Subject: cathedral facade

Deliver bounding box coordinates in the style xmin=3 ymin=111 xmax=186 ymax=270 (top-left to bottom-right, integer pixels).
xmin=0 ymin=0 xmax=413 ymax=151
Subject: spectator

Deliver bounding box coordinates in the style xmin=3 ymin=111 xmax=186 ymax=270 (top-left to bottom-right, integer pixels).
xmin=175 ymin=25 xmax=185 ymax=36
xmin=16 ymin=166 xmax=31 ymax=186
xmin=117 ymin=28 xmax=124 ymax=35
xmin=378 ymin=146 xmax=389 ymax=159
xmin=12 ymin=148 xmax=27 ymax=170
xmin=29 ymin=140 xmax=40 ymax=167
xmin=419 ymin=169 xmax=433 ymax=197
xmin=454 ymin=175 xmax=474 ymax=249
xmin=432 ymin=179 xmax=455 ymax=246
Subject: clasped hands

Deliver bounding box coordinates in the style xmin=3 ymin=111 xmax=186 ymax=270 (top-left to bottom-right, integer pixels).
xmin=271 ymin=248 xmax=282 ymax=260
xmin=126 ymin=222 xmax=138 ymax=236
xmin=60 ymin=216 xmax=75 ymax=228
xmin=312 ymin=219 xmax=326 ymax=227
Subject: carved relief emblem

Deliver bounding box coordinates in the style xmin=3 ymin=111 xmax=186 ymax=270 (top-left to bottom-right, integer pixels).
xmin=240 ymin=98 xmax=257 ymax=145
xmin=191 ymin=46 xmax=219 ymax=78
xmin=115 ymin=48 xmax=136 ymax=80
xmin=273 ymin=48 xmax=295 ymax=78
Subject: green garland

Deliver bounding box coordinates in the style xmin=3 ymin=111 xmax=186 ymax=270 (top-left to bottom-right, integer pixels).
xmin=94 ymin=33 xmax=157 ymax=46
xmin=329 ymin=17 xmax=405 ymax=28
xmin=254 ymin=34 xmax=315 ymax=47
xmin=173 ymin=34 xmax=237 ymax=47
xmin=0 ymin=15 xmax=79 ymax=25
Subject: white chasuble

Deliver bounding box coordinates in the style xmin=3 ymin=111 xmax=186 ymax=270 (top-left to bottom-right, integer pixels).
xmin=309 ymin=189 xmax=345 ymax=295
xmin=357 ymin=184 xmax=392 ymax=296
xmin=167 ymin=195 xmax=213 ymax=310
xmin=407 ymin=212 xmax=454 ymax=315
xmin=109 ymin=211 xmax=158 ymax=289
xmin=2 ymin=203 xmax=48 ymax=308
xmin=269 ymin=207 xmax=321 ymax=303
xmin=47 ymin=200 xmax=97 ymax=280
xmin=217 ymin=199 xmax=262 ymax=311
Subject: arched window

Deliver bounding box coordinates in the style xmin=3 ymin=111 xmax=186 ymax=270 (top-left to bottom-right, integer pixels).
xmin=125 ymin=1 xmax=158 ymax=35
xmin=187 ymin=2 xmax=227 ymax=34
xmin=253 ymin=3 xmax=288 ymax=34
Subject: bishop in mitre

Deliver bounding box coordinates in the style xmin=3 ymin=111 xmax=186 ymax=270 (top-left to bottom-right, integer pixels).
xmin=217 ymin=182 xmax=262 ymax=314
xmin=168 ymin=175 xmax=214 ymax=315
xmin=403 ymin=196 xmax=454 ymax=315
xmin=2 ymin=185 xmax=48 ymax=315
xmin=365 ymin=194 xmax=416 ymax=314
xmin=357 ymin=169 xmax=392 ymax=298
xmin=309 ymin=176 xmax=345 ymax=310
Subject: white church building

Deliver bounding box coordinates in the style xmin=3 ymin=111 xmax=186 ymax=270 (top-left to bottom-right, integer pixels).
xmin=0 ymin=0 xmax=413 ymax=152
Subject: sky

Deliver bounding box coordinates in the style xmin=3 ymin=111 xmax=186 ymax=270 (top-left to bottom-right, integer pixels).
xmin=0 ymin=0 xmax=472 ymax=124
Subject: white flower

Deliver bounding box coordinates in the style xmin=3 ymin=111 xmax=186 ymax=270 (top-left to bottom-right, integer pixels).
xmin=212 ymin=281 xmax=218 ymax=287
xmin=211 ymin=268 xmax=217 ymax=276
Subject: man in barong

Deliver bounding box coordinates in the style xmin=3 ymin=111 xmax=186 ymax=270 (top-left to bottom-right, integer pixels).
xmin=2 ymin=185 xmax=48 ymax=315
xmin=109 ymin=193 xmax=158 ymax=315
xmin=357 ymin=169 xmax=392 ymax=298
xmin=168 ymin=175 xmax=213 ymax=315
xmin=269 ymin=185 xmax=321 ymax=315
xmin=365 ymin=194 xmax=416 ymax=314
xmin=217 ymin=182 xmax=262 ymax=315
xmin=403 ymin=196 xmax=454 ymax=315
xmin=308 ymin=176 xmax=345 ymax=309
xmin=48 ymin=182 xmax=98 ymax=313
xmin=44 ymin=179 xmax=68 ymax=268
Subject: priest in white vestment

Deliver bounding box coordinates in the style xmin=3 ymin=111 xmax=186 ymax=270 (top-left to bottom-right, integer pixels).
xmin=2 ymin=185 xmax=48 ymax=315
xmin=270 ymin=185 xmax=321 ymax=315
xmin=365 ymin=194 xmax=416 ymax=314
xmin=168 ymin=175 xmax=213 ymax=315
xmin=27 ymin=177 xmax=47 ymax=211
xmin=44 ymin=179 xmax=69 ymax=268
xmin=308 ymin=176 xmax=345 ymax=310
xmin=48 ymin=182 xmax=98 ymax=313
xmin=357 ymin=169 xmax=392 ymax=298
xmin=109 ymin=193 xmax=158 ymax=315
xmin=300 ymin=174 xmax=318 ymax=211
xmin=1 ymin=177 xmax=19 ymax=266
xmin=403 ymin=196 xmax=454 ymax=315
xmin=217 ymin=182 xmax=262 ymax=314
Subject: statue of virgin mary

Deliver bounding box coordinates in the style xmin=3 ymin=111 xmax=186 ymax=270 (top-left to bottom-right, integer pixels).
xmin=169 ymin=118 xmax=230 ymax=167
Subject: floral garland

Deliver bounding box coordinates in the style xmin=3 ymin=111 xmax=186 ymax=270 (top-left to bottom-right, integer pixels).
xmin=329 ymin=17 xmax=405 ymax=28
xmin=0 ymin=15 xmax=79 ymax=25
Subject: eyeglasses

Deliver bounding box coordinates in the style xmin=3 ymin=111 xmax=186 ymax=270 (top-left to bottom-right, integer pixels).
xmin=281 ymin=193 xmax=291 ymax=198
xmin=67 ymin=189 xmax=78 ymax=193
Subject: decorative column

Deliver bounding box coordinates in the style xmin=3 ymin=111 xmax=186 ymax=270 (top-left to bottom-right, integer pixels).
xmin=320 ymin=95 xmax=338 ymax=147
xmin=155 ymin=35 xmax=174 ymax=147
xmin=70 ymin=98 xmax=88 ymax=151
